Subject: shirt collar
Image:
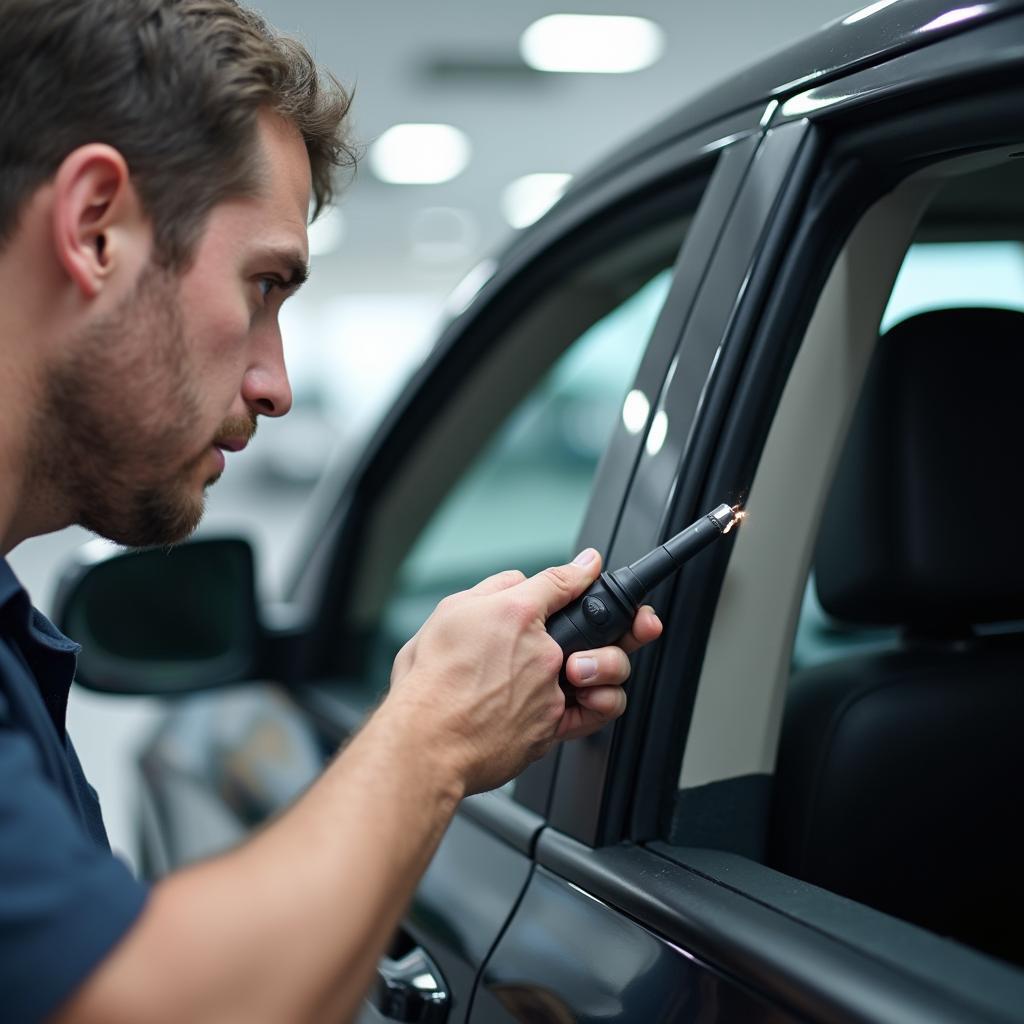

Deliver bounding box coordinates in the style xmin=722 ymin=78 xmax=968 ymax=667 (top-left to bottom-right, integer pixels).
xmin=0 ymin=556 xmax=81 ymax=655
xmin=0 ymin=556 xmax=26 ymax=611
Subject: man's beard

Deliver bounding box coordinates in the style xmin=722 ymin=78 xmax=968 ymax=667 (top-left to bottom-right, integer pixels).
xmin=36 ymin=262 xmax=224 ymax=548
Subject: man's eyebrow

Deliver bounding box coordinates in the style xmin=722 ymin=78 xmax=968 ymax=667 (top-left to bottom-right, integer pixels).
xmin=258 ymin=247 xmax=310 ymax=289
xmin=279 ymin=252 xmax=310 ymax=289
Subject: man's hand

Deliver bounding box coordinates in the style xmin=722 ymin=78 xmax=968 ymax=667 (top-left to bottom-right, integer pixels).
xmin=386 ymin=549 xmax=662 ymax=795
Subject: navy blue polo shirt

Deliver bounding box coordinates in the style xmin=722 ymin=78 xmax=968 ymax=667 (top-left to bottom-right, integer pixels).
xmin=0 ymin=557 xmax=147 ymax=1022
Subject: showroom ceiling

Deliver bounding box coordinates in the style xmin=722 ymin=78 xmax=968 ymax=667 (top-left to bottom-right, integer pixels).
xmin=252 ymin=0 xmax=860 ymax=297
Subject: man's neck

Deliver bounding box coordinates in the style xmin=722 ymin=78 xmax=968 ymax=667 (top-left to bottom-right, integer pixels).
xmin=0 ymin=334 xmax=71 ymax=556
xmin=0 ymin=204 xmax=87 ymax=554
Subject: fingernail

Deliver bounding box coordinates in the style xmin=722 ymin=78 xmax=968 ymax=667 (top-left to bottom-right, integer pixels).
xmin=573 ymin=548 xmax=597 ymax=566
xmin=574 ymin=656 xmax=598 ymax=681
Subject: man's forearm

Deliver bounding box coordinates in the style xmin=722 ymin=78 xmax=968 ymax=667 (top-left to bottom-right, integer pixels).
xmin=59 ymin=555 xmax=647 ymax=1023
xmin=58 ymin=694 xmax=465 ymax=1024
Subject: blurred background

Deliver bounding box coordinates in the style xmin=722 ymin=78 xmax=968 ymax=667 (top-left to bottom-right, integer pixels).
xmin=9 ymin=0 xmax=885 ymax=868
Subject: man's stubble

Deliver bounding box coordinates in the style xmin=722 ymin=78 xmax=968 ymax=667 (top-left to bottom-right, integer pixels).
xmin=36 ymin=262 xmax=217 ymax=548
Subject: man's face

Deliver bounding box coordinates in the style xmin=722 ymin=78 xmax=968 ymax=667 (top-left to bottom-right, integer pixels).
xmin=40 ymin=113 xmax=311 ymax=548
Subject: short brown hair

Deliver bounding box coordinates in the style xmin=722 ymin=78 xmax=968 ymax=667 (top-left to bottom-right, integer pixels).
xmin=0 ymin=0 xmax=355 ymax=266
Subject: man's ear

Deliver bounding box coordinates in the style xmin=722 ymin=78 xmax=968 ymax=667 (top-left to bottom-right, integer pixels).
xmin=51 ymin=144 xmax=148 ymax=299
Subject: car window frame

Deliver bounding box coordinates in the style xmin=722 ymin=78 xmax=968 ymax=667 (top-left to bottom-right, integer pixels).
xmin=280 ymin=109 xmax=765 ymax=828
xmin=545 ymin=116 xmax=816 ymax=842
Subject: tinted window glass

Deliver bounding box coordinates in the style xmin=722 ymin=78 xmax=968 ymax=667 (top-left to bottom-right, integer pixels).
xmin=401 ymin=274 xmax=668 ymax=588
xmin=349 ymin=199 xmax=702 ymax=706
xmin=796 ymin=223 xmax=1024 ymax=669
xmin=881 ymin=240 xmax=1024 ymax=332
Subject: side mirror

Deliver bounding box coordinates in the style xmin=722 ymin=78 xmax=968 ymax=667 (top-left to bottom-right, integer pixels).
xmin=55 ymin=537 xmax=273 ymax=695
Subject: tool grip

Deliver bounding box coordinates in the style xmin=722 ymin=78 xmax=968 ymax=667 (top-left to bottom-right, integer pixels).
xmin=546 ymin=574 xmax=636 ymax=705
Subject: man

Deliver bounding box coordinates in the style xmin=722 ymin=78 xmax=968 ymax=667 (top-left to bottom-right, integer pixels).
xmin=0 ymin=1 xmax=662 ymax=1020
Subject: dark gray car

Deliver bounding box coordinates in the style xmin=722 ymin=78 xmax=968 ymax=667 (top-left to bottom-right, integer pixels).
xmin=60 ymin=1 xmax=1024 ymax=1019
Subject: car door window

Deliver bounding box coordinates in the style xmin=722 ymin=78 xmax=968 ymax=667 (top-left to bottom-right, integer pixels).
xmin=668 ymin=147 xmax=1024 ymax=985
xmin=775 ymin=161 xmax=1024 ymax=971
xmin=881 ymin=239 xmax=1024 ymax=332
xmin=339 ymin=191 xmax=711 ymax=713
xmin=795 ymin=179 xmax=1024 ymax=671
xmin=381 ymin=271 xmax=671 ymax=652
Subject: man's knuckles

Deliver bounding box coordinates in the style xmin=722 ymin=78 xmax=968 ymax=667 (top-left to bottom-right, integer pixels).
xmin=499 ymin=592 xmax=542 ymax=628
xmin=540 ymin=563 xmax=580 ymax=600
xmin=469 ymin=568 xmax=526 ymax=597
xmin=540 ymin=638 xmax=566 ymax=679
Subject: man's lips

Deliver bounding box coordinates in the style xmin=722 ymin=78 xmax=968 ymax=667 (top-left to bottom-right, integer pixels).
xmin=213 ymin=437 xmax=249 ymax=453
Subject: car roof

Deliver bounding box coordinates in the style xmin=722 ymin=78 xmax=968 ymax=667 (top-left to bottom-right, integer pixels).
xmin=572 ymin=0 xmax=1024 ymax=194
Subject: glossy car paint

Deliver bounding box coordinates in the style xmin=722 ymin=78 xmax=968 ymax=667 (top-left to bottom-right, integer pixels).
xmin=472 ymin=867 xmax=797 ymax=1023
xmin=395 ymin=814 xmax=534 ymax=1023
xmin=133 ymin=4 xmax=1024 ymax=1022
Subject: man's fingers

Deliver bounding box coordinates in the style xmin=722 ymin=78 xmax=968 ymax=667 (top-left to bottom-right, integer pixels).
xmin=566 ymin=646 xmax=631 ymax=688
xmin=619 ymin=604 xmax=663 ymax=655
xmin=578 ymin=685 xmax=627 ymax=716
xmin=557 ymin=606 xmax=661 ymax=739
xmin=557 ymin=685 xmax=627 ymax=740
xmin=515 ymin=548 xmax=603 ymax=619
xmin=464 ymin=568 xmax=527 ymax=598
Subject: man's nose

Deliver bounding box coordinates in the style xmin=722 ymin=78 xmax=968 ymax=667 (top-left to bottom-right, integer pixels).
xmin=242 ymin=333 xmax=293 ymax=418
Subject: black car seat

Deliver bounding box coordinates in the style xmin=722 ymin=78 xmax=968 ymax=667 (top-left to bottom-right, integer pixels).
xmin=768 ymin=307 xmax=1024 ymax=966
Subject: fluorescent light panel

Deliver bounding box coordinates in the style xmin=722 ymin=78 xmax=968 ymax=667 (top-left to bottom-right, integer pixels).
xmin=370 ymin=124 xmax=471 ymax=185
xmin=520 ymin=15 xmax=665 ymax=74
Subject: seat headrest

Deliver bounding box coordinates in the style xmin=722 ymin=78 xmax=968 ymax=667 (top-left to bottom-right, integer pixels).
xmin=815 ymin=307 xmax=1024 ymax=628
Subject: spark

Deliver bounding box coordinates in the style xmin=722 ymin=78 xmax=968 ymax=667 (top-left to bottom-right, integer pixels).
xmin=724 ymin=507 xmax=747 ymax=534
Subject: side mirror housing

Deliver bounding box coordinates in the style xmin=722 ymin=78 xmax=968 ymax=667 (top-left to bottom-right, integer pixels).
xmin=55 ymin=537 xmax=277 ymax=695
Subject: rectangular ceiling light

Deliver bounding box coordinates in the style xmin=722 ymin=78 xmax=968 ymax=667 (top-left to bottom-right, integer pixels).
xmin=520 ymin=15 xmax=665 ymax=74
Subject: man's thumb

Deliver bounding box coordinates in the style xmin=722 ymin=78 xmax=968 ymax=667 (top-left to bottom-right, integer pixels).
xmin=520 ymin=548 xmax=602 ymax=618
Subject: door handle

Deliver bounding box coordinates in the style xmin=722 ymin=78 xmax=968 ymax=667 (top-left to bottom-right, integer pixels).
xmin=370 ymin=945 xmax=450 ymax=1023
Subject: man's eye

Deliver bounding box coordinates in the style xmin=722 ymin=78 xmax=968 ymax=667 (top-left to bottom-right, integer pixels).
xmin=258 ymin=278 xmax=281 ymax=299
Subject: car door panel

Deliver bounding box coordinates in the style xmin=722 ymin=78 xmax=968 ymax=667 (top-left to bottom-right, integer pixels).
xmin=471 ymin=863 xmax=798 ymax=1024
xmin=485 ymin=831 xmax=1003 ymax=1024
xmin=357 ymin=813 xmax=535 ymax=1024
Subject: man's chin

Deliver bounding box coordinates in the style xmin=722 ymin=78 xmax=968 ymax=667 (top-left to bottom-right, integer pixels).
xmin=83 ymin=486 xmax=206 ymax=549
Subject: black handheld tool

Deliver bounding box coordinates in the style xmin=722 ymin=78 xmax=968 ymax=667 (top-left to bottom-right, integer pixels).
xmin=547 ymin=503 xmax=743 ymax=697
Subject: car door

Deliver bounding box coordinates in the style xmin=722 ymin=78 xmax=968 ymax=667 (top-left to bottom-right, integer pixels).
xmin=299 ymin=128 xmax=760 ymax=1024
xmin=136 ymin=107 xmax=763 ymax=1022
xmin=474 ymin=12 xmax=1024 ymax=1024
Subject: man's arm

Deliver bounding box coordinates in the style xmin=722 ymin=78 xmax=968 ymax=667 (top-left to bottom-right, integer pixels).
xmin=55 ymin=552 xmax=661 ymax=1024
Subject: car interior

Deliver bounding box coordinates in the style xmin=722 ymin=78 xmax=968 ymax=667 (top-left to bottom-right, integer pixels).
xmin=683 ymin=151 xmax=1024 ymax=969
xmin=770 ymin=303 xmax=1024 ymax=965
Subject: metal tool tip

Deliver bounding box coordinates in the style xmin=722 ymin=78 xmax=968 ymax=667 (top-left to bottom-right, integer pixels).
xmin=722 ymin=504 xmax=746 ymax=534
